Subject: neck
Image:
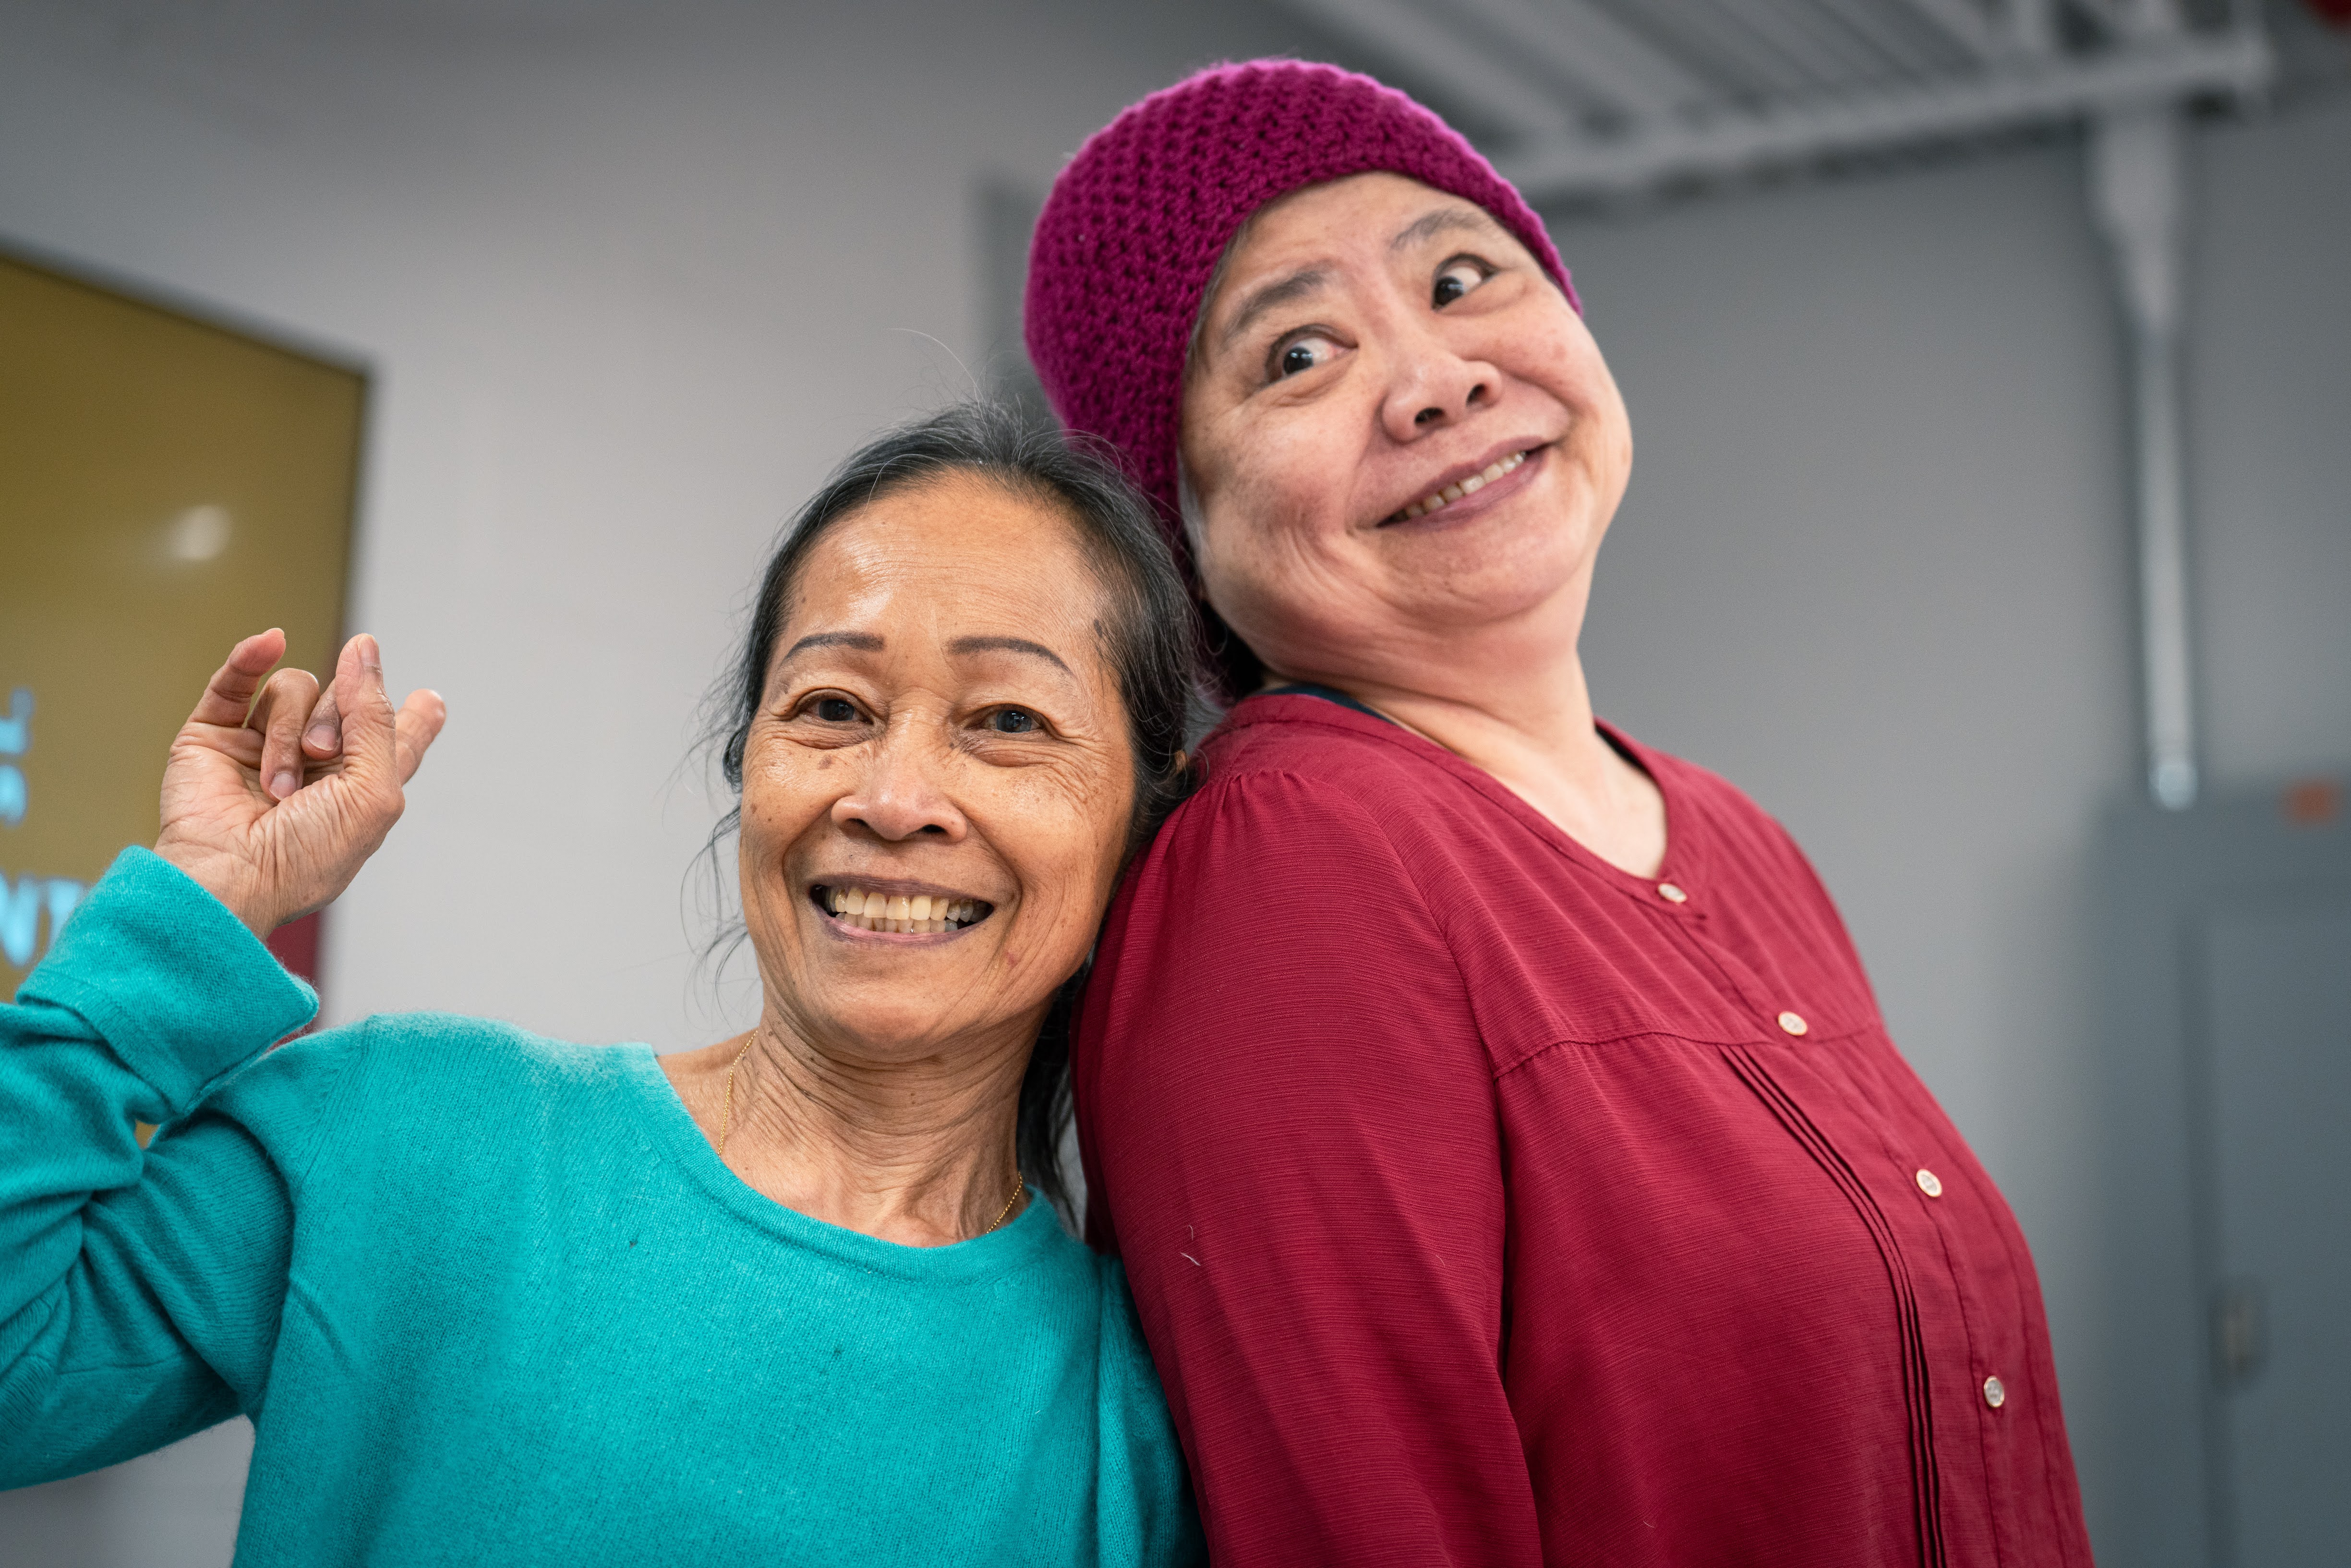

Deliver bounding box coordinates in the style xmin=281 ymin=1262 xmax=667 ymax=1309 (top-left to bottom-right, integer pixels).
xmin=667 ymin=1011 xmax=1031 ymax=1248
xmin=1266 ymin=576 xmax=1667 ymax=878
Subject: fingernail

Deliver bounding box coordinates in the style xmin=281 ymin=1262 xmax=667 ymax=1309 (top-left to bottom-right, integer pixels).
xmin=306 ymin=724 xmax=337 ymax=748
xmin=271 ymin=770 xmax=298 ymax=800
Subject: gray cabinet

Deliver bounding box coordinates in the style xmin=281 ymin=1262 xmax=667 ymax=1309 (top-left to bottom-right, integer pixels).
xmin=2098 ymin=789 xmax=2350 ymax=1568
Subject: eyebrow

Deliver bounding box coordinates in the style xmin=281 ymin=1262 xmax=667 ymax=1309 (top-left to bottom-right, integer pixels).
xmin=1217 ymin=265 xmax=1330 ymax=350
xmin=780 ymin=630 xmax=884 ymax=660
xmin=1391 ymin=205 xmax=1506 ymax=253
xmin=947 ymin=634 xmax=1073 ymax=675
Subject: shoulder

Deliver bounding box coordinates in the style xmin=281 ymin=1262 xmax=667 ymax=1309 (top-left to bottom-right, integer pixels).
xmin=243 ymin=1009 xmax=610 ymax=1090
xmin=212 ymin=1011 xmax=642 ymax=1170
xmin=1196 ymin=695 xmax=1459 ymax=809
xmin=1086 ymin=1254 xmax=1167 ymax=1422
xmin=1124 ymin=760 xmax=1439 ymax=932
xmin=1085 ymin=1252 xmax=1207 ymax=1563
xmin=1087 ymin=709 xmax=1480 ymax=1049
xmin=1090 ymin=1254 xmax=1155 ymax=1363
xmin=980 ymin=1217 xmax=1163 ymax=1372
xmin=1151 ymin=698 xmax=1637 ymax=926
xmin=1150 ymin=697 xmax=1477 ymax=884
xmin=1009 ymin=1211 xmax=1134 ymax=1310
xmin=1085 ymin=1254 xmax=1185 ymax=1466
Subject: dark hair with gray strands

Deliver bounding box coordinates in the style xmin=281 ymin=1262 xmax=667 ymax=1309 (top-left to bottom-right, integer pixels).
xmin=700 ymin=400 xmax=1210 ymax=1224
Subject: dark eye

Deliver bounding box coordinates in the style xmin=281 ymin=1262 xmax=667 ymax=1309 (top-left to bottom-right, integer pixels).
xmin=814 ymin=697 xmax=859 ymax=723
xmin=1433 ymin=259 xmax=1487 ymax=308
xmin=1272 ymin=333 xmax=1338 ymax=380
xmin=989 ymin=708 xmax=1039 ymax=735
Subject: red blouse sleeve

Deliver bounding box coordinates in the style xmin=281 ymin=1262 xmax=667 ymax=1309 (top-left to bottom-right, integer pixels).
xmin=1076 ymin=766 xmax=1543 ymax=1566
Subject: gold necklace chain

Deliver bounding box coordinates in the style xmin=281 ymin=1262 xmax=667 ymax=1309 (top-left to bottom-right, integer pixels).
xmin=718 ymin=1033 xmax=757 ymax=1161
xmin=986 ymin=1170 xmax=1026 ymax=1233
xmin=719 ymin=1033 xmax=1025 ymax=1236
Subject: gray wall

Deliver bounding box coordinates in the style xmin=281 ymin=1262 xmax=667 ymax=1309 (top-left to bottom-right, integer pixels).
xmin=2191 ymin=96 xmax=2351 ymax=783
xmin=1557 ymin=91 xmax=2351 ymax=1555
xmin=0 ymin=0 xmax=2344 ymax=1560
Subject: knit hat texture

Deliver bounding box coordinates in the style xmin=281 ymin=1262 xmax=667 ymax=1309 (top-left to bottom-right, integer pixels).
xmin=1024 ymin=59 xmax=1577 ymax=553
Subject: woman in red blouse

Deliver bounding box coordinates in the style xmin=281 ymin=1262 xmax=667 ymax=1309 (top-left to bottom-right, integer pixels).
xmin=1023 ymin=60 xmax=2095 ymax=1568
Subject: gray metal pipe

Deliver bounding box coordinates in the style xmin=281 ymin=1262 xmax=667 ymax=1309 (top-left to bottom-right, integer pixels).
xmin=2091 ymin=104 xmax=2199 ymax=809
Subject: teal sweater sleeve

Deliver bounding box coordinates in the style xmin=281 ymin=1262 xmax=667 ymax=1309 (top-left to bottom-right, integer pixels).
xmin=0 ymin=847 xmax=332 ymax=1486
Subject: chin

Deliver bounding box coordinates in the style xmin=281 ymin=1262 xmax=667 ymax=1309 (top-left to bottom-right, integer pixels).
xmin=825 ymin=1002 xmax=975 ymax=1060
xmin=1386 ymin=517 xmax=1590 ymax=617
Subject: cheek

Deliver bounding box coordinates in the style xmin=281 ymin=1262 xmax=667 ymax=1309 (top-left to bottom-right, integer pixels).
xmin=736 ymin=744 xmax=831 ymax=856
xmin=1193 ymin=393 xmax=1358 ymax=541
xmin=1254 ymin=409 xmax=1362 ymax=532
xmin=993 ymin=764 xmax=1132 ymax=921
xmin=1194 ymin=426 xmax=1367 ymax=630
xmin=1525 ymin=319 xmax=1628 ymax=444
xmin=1199 ymin=503 xmax=1387 ymax=671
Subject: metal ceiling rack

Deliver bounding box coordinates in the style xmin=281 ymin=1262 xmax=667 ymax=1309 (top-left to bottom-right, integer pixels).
xmin=1279 ymin=0 xmax=2270 ymax=197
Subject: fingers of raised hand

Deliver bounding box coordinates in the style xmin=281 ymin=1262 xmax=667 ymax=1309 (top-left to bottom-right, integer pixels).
xmin=325 ymin=636 xmax=444 ymax=796
xmin=392 ymin=689 xmax=448 ymax=785
xmin=301 ymin=679 xmax=343 ymax=764
xmin=188 ymin=629 xmax=290 ymax=729
xmin=328 ymin=634 xmax=400 ymax=779
xmin=249 ymin=667 xmax=324 ymax=801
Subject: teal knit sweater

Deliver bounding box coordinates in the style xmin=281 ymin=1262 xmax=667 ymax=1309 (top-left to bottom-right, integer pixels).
xmin=0 ymin=849 xmax=1202 ymax=1566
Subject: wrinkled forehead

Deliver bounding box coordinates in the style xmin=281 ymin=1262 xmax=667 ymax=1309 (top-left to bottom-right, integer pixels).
xmin=775 ymin=477 xmax=1112 ymax=677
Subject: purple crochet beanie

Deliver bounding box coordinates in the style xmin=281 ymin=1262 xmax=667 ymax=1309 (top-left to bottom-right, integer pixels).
xmin=1025 ymin=59 xmax=1578 ymax=558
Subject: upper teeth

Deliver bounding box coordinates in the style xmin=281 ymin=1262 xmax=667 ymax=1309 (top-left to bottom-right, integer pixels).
xmin=1395 ymin=450 xmax=1527 ymax=521
xmin=825 ymin=885 xmax=982 ymax=933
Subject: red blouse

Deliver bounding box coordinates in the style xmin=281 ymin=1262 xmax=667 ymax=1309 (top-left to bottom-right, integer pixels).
xmin=1076 ymin=693 xmax=2093 ymax=1567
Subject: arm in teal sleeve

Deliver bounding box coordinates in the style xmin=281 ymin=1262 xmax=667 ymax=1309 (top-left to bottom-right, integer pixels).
xmin=0 ymin=847 xmax=326 ymax=1487
xmin=1094 ymin=1264 xmax=1207 ymax=1567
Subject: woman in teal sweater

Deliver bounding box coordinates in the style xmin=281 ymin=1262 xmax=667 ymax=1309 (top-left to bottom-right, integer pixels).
xmin=0 ymin=405 xmax=1206 ymax=1566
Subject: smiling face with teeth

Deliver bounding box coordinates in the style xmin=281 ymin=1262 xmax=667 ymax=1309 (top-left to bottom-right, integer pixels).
xmin=734 ymin=469 xmax=1137 ymax=1068
xmin=1181 ymin=171 xmax=1634 ymax=698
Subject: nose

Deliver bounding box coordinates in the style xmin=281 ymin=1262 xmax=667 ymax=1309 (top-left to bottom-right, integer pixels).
xmin=830 ymin=727 xmax=968 ymax=844
xmin=1380 ymin=320 xmax=1497 ymax=443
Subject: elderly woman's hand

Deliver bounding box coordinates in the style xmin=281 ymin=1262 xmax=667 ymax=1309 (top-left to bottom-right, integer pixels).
xmin=154 ymin=629 xmax=446 ymax=937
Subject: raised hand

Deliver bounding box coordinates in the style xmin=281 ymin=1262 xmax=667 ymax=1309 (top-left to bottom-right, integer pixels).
xmin=155 ymin=630 xmax=446 ymax=937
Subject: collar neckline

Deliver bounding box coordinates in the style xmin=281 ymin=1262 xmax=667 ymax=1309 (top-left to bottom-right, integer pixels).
xmin=1228 ymin=688 xmax=1705 ymax=907
xmin=619 ymin=1045 xmax=1067 ymax=1280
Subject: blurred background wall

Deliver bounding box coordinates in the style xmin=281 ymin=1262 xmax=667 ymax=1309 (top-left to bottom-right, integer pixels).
xmin=0 ymin=1 xmax=2344 ymax=1562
